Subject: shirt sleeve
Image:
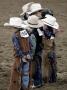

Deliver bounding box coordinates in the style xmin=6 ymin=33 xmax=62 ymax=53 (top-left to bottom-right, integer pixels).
xmin=12 ymin=33 xmax=23 ymax=57
xmin=29 ymin=34 xmax=36 ymax=56
xmin=12 ymin=33 xmax=20 ymax=50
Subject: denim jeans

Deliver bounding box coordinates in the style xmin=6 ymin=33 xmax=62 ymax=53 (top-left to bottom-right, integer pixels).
xmin=21 ymin=62 xmax=29 ymax=88
xmin=33 ymin=55 xmax=42 ymax=86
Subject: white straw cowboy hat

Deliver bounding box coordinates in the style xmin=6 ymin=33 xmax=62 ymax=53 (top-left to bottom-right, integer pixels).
xmin=25 ymin=15 xmax=44 ymax=28
xmin=20 ymin=30 xmax=29 ymax=38
xmin=4 ymin=17 xmax=28 ymax=28
xmin=27 ymin=3 xmax=43 ymax=15
xmin=20 ymin=2 xmax=34 ymax=16
xmin=42 ymin=15 xmax=59 ymax=29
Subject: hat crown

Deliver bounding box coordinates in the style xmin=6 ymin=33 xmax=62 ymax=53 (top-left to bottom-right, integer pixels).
xmin=45 ymin=15 xmax=56 ymax=26
xmin=9 ymin=17 xmax=23 ymax=26
xmin=42 ymin=15 xmax=59 ymax=29
xmin=22 ymin=4 xmax=29 ymax=13
xmin=28 ymin=3 xmax=43 ymax=14
xmin=22 ymin=2 xmax=34 ymax=13
xmin=28 ymin=15 xmax=39 ymax=25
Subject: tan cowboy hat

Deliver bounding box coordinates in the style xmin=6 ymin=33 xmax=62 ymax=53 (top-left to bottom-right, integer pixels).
xmin=42 ymin=15 xmax=59 ymax=29
xmin=27 ymin=3 xmax=43 ymax=15
xmin=4 ymin=17 xmax=28 ymax=29
xmin=25 ymin=15 xmax=44 ymax=28
xmin=20 ymin=2 xmax=34 ymax=16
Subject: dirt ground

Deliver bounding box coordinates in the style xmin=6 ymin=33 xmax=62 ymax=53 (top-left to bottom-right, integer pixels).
xmin=0 ymin=0 xmax=67 ymax=90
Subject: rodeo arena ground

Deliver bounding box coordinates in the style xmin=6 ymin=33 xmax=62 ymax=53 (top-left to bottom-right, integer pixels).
xmin=0 ymin=0 xmax=67 ymax=90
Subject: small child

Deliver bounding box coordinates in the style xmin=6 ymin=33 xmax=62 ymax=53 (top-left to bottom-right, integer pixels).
xmin=4 ymin=17 xmax=33 ymax=90
xmin=42 ymin=14 xmax=59 ymax=83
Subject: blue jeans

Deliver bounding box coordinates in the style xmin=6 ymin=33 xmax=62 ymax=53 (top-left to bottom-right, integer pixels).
xmin=33 ymin=55 xmax=42 ymax=86
xmin=21 ymin=62 xmax=29 ymax=89
xmin=48 ymin=51 xmax=57 ymax=82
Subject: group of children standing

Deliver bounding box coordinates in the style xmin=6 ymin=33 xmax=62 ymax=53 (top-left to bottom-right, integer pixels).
xmin=4 ymin=2 xmax=60 ymax=90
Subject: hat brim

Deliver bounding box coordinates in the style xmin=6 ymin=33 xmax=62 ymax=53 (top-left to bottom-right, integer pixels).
xmin=42 ymin=20 xmax=59 ymax=29
xmin=4 ymin=23 xmax=11 ymax=26
xmin=20 ymin=12 xmax=25 ymax=16
xmin=21 ymin=24 xmax=28 ymax=29
xmin=25 ymin=20 xmax=43 ymax=28
xmin=4 ymin=23 xmax=21 ymax=28
xmin=27 ymin=8 xmax=43 ymax=15
xmin=4 ymin=23 xmax=28 ymax=29
xmin=53 ymin=22 xmax=59 ymax=29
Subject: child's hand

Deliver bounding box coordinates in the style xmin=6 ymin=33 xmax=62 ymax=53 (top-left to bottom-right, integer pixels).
xmin=26 ymin=54 xmax=31 ymax=60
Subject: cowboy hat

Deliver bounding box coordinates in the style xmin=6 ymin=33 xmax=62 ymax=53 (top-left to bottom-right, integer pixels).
xmin=4 ymin=17 xmax=28 ymax=29
xmin=42 ymin=15 xmax=59 ymax=29
xmin=20 ymin=2 xmax=34 ymax=16
xmin=25 ymin=15 xmax=44 ymax=28
xmin=27 ymin=3 xmax=43 ymax=15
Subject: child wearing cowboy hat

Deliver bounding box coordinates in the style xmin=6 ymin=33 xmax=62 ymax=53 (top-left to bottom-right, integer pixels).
xmin=20 ymin=3 xmax=44 ymax=88
xmin=23 ymin=3 xmax=44 ymax=88
xmin=20 ymin=2 xmax=43 ymax=20
xmin=25 ymin=15 xmax=44 ymax=88
xmin=42 ymin=14 xmax=59 ymax=83
xmin=4 ymin=17 xmax=37 ymax=90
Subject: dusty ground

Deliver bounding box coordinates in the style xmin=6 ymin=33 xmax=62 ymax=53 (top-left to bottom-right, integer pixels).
xmin=0 ymin=0 xmax=67 ymax=90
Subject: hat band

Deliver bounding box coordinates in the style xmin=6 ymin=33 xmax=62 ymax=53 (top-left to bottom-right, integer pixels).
xmin=27 ymin=21 xmax=38 ymax=25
